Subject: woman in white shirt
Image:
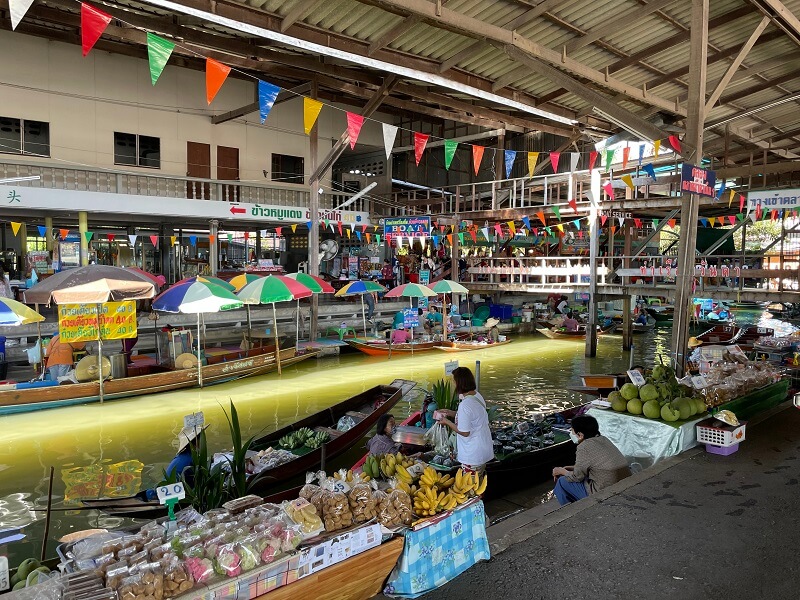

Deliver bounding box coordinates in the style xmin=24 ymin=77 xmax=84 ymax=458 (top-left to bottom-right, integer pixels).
xmin=436 ymin=367 xmax=494 ymax=474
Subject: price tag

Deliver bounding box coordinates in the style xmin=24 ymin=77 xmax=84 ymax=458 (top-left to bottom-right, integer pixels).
xmin=183 ymin=412 xmax=204 ymax=430
xmin=0 ymin=556 xmax=9 ymax=592
xmin=627 ymin=370 xmax=647 ymax=387
xmin=691 ymin=375 xmax=709 ymax=389
xmin=444 ymin=360 xmax=459 ymax=376
xmin=156 ymin=482 xmax=186 ymax=503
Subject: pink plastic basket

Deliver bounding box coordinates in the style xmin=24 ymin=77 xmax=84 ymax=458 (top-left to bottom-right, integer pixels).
xmin=706 ymin=443 xmax=739 ymax=456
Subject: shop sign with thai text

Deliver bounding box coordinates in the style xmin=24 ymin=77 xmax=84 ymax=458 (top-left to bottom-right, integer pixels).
xmin=746 ymin=188 xmax=800 ymax=212
xmin=384 ymin=216 xmax=431 ymax=239
xmin=58 ymin=301 xmax=137 ymax=342
xmin=680 ymin=164 xmax=716 ymax=198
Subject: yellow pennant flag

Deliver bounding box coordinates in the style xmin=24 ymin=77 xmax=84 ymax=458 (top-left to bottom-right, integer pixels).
xmin=10 ymin=222 xmax=21 ymax=236
xmin=170 ymin=235 xmax=177 ymax=246
xmin=708 ymin=217 xmax=716 ymax=227
xmin=556 ymin=223 xmax=564 ymax=232
xmin=507 ymin=221 xmax=516 ymax=235
xmin=621 ymin=174 xmax=634 ymax=189
xmin=303 ymin=97 xmax=324 ymax=135
xmin=291 ymin=223 xmax=298 ymax=233
xmin=527 ymin=152 xmax=539 ymax=178
xmin=653 ymin=139 xmax=661 ymax=159
xmin=450 ymin=225 xmax=455 ymax=233
xmin=346 ymin=228 xmax=351 ymax=239
xmin=728 ymin=189 xmax=735 ymax=208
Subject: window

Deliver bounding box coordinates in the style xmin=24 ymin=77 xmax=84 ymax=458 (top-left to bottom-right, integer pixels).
xmin=114 ymin=132 xmax=161 ymax=168
xmin=271 ymin=153 xmax=304 ymax=184
xmin=0 ymin=116 xmax=50 ymax=156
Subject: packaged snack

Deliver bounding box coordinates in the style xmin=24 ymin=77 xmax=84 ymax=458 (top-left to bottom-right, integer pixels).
xmin=319 ymin=488 xmax=353 ymax=532
xmin=283 ymin=498 xmax=325 ymax=536
xmin=213 ymin=544 xmax=242 ymax=578
xmin=163 ymin=557 xmax=194 ymax=597
xmin=235 ymin=535 xmax=262 ymax=571
xmin=348 ymin=482 xmax=378 ymax=524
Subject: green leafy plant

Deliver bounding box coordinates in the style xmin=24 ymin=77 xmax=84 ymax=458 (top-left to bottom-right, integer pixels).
xmin=180 ymin=429 xmax=229 ymax=513
xmin=431 ymin=379 xmax=459 ymax=411
xmin=222 ymin=400 xmax=258 ymax=499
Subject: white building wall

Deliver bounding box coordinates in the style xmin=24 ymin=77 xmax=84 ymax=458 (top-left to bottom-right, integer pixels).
xmin=0 ymin=30 xmax=390 ymax=184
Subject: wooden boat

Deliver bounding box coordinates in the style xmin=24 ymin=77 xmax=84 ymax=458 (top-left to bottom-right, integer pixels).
xmin=646 ymin=307 xmax=674 ymax=324
xmin=581 ymin=373 xmax=625 ymax=389
xmin=695 ymin=324 xmax=739 ymax=345
xmin=0 ymin=346 xmax=317 ymax=416
xmin=536 ymin=322 xmax=617 ymax=340
xmin=345 ymin=339 xmax=439 ymax=356
xmin=632 ymin=317 xmax=657 ymax=333
xmin=731 ymin=325 xmax=773 ymax=351
xmin=697 ymin=317 xmax=735 ymax=327
xmin=433 ymin=339 xmax=513 ymax=352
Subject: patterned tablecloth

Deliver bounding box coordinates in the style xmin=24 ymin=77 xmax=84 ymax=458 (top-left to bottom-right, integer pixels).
xmin=383 ymin=500 xmax=490 ymax=598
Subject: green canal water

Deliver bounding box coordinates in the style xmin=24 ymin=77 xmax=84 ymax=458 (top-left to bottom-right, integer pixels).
xmin=0 ymin=311 xmax=793 ymax=561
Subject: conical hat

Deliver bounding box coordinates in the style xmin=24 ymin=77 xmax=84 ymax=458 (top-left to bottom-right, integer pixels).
xmin=175 ymin=353 xmax=199 ymax=370
xmin=75 ymin=355 xmax=111 ymax=382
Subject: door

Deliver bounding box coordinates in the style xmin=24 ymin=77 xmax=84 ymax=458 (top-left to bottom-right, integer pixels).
xmin=186 ymin=141 xmax=210 ymax=199
xmin=217 ymin=146 xmax=240 ymax=202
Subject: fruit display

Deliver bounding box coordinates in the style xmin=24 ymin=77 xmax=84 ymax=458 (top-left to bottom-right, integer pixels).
xmin=362 ymin=452 xmax=416 ymax=480
xmin=609 ymin=365 xmax=707 ymax=422
xmin=278 ymin=426 xmax=319 ymax=450
xmin=283 ymin=498 xmax=324 ymax=535
xmin=7 ymin=557 xmax=53 ymax=592
xmin=412 ymin=467 xmax=486 ymax=517
xmin=305 ymin=430 xmax=330 ymax=449
xmin=491 ymin=419 xmax=559 ymax=456
xmin=699 ymin=361 xmax=780 ymax=407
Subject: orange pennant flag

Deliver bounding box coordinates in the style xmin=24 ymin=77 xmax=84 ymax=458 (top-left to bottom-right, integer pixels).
xmin=206 ymin=58 xmax=231 ymax=104
xmin=303 ymin=97 xmax=324 ymax=134
xmin=447 ymin=234 xmax=453 ymax=245
xmin=622 ymin=146 xmax=630 ymax=169
xmin=507 ymin=221 xmax=516 ymax=235
xmin=365 ymin=232 xmax=371 ymax=243
xmin=527 ymin=152 xmax=539 ymax=178
xmin=10 ymin=222 xmax=22 ymax=236
xmin=60 ymin=228 xmax=70 ymax=240
xmin=536 ymin=211 xmax=547 ymax=225
xmin=668 ymin=218 xmax=676 ymax=229
xmin=208 ymin=235 xmax=215 ymax=243
xmin=610 ymin=226 xmax=617 ymax=235
xmin=472 ymin=146 xmax=485 ymax=176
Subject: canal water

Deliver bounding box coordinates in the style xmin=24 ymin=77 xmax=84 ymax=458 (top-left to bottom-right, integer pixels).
xmin=0 ymin=312 xmax=793 ymax=562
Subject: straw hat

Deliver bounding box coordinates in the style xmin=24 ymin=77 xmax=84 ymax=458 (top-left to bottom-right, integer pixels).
xmin=688 ymin=337 xmax=703 ymax=348
xmin=485 ymin=317 xmax=500 ymax=328
xmin=75 ymin=355 xmax=112 ymax=382
xmin=175 ymin=353 xmax=199 ymax=369
xmin=177 ymin=424 xmax=209 ymax=452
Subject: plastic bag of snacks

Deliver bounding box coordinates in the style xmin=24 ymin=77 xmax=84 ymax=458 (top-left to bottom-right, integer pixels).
xmin=348 ymin=482 xmax=378 ymax=524
xmin=184 ymin=556 xmax=215 ymax=585
xmin=283 ymin=498 xmax=325 ymax=537
xmin=235 ymin=535 xmax=262 ymax=572
xmin=162 ymin=557 xmax=194 ymax=597
xmin=387 ymin=489 xmax=414 ymax=525
xmin=214 ymin=543 xmax=242 ymax=578
xmin=317 ymin=479 xmax=354 ymax=532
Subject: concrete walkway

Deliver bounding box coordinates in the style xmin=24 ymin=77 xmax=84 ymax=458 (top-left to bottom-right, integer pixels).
xmin=421 ymin=403 xmax=800 ymax=600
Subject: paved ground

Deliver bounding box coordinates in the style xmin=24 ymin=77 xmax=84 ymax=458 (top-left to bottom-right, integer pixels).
xmin=418 ymin=404 xmax=800 ymax=600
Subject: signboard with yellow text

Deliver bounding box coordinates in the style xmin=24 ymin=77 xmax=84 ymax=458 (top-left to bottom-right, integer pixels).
xmin=58 ymin=302 xmax=137 ymax=342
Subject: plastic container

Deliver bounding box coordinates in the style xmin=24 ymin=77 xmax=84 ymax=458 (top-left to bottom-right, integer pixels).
xmin=697 ymin=421 xmax=746 ymax=447
xmin=511 ymin=316 xmax=522 ymax=324
xmin=706 ymin=443 xmax=739 ymax=456
xmin=471 ymin=318 xmax=485 ymax=327
xmin=474 ymin=306 xmax=491 ymax=321
xmin=489 ymin=304 xmax=513 ymax=320
xmin=0 ymin=335 xmax=6 ymax=356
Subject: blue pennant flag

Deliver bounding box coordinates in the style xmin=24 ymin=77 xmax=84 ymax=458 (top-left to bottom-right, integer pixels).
xmin=522 ymin=216 xmax=531 ymax=230
xmin=37 ymin=225 xmax=47 ymax=237
xmin=258 ymin=80 xmax=281 ymax=124
xmin=504 ymin=150 xmax=517 ymax=179
xmin=432 ymin=235 xmax=439 ymax=246
xmin=638 ymin=144 xmax=645 ymax=166
xmin=642 ymin=163 xmax=656 ymax=180
xmin=699 ymin=218 xmax=709 ymax=227
xmin=356 ymin=231 xmax=362 ymax=241
xmin=716 ymin=180 xmax=726 ymax=199
xmin=573 ymin=219 xmax=581 ymax=229
xmin=306 ymin=221 xmax=313 ymax=230
xmin=189 ymin=235 xmax=197 ymax=246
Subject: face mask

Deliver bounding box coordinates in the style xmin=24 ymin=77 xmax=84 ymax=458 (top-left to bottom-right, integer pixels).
xmin=390 ymin=426 xmax=398 ymax=436
xmin=569 ymin=432 xmax=581 ymax=444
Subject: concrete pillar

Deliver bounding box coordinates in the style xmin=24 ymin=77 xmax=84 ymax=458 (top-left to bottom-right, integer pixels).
xmin=308 ymin=81 xmax=320 ymax=341
xmin=209 ymin=219 xmax=219 ymax=276
xmin=585 ymin=170 xmax=601 ymax=357
xmin=160 ymin=224 xmax=174 ymax=283
xmin=78 ymin=211 xmax=89 ymax=266
xmin=622 ymin=224 xmax=633 ymax=351
xmin=45 ymin=216 xmax=54 ymax=252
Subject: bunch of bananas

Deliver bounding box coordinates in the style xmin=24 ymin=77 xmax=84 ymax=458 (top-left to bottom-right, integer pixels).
xmin=413 ymin=486 xmax=457 ymax=516
xmin=411 ymin=468 xmax=488 ymax=518
xmin=419 ymin=466 xmax=454 ymax=490
xmin=362 ymin=452 xmax=418 ymax=480
xmin=392 ymin=479 xmax=418 ymax=496
xmin=332 ymin=468 xmax=371 ymax=483
xmin=451 ymin=468 xmax=488 ymax=500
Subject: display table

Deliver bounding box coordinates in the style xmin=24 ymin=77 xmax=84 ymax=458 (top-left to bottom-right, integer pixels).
xmin=587 ymin=408 xmax=705 ymax=464
xmin=384 ymin=500 xmax=490 ymax=598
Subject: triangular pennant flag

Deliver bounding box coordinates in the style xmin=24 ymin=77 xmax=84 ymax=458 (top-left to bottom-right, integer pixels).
xmin=622 ymin=147 xmax=630 ymax=169
xmin=10 ymin=0 xmax=36 ymax=30
xmin=638 ymin=144 xmax=645 ymax=166
xmin=414 ymin=132 xmax=429 ymax=166
xmin=617 ymin=217 xmax=625 ymax=228
xmin=634 ymin=218 xmax=642 ymax=228
xmin=366 ymin=233 xmax=372 ymax=243
xmin=458 ymin=233 xmax=464 ymax=244
xmin=621 ymin=174 xmax=634 ymax=190
xmin=605 ymin=149 xmax=614 ymax=171
xmin=578 ymin=230 xmax=583 ymax=239
xmin=522 ymin=216 xmax=531 ymax=230
xmin=668 ymin=219 xmax=676 ymax=228
xmin=708 ymin=217 xmax=716 ymax=227
xmin=227 ymin=233 xmax=233 ymax=242
xmin=306 ymin=220 xmax=313 ymax=230
xmin=507 ymin=221 xmax=516 ymax=235
xmin=727 ymin=189 xmax=735 ymax=208
xmin=382 ymin=124 xmax=398 ymax=160
xmin=600 ymin=215 xmax=608 ymax=226
xmin=771 ymin=209 xmax=778 ymax=221
xmin=643 ymin=163 xmax=656 ymax=179
xmin=610 ymin=226 xmax=617 ymax=235
xmin=208 ymin=235 xmax=215 ymax=244
xmin=303 ymin=97 xmax=324 ymax=134
xmin=346 ymin=112 xmax=365 ymax=150
xmin=447 ymin=234 xmax=453 ymax=245
xmin=258 ymin=80 xmax=280 ymax=124
xmin=472 ymin=145 xmax=485 ymax=175
xmin=573 ymin=219 xmax=581 ymax=229
xmin=395 ymin=236 xmax=403 ymax=248
xmin=205 ymin=58 xmax=231 ymax=105
xmin=654 ymin=139 xmax=661 ymax=159
xmin=275 ymin=227 xmax=282 ymax=237
xmin=243 ymin=232 xmax=250 ymax=240
xmin=728 ymin=215 xmax=736 ymax=226
xmin=81 ymin=3 xmax=112 ymax=57
xmin=552 ymin=205 xmax=561 ymax=221
xmin=569 ymin=152 xmax=579 ymax=173
xmin=356 ymin=231 xmax=362 ymax=241
xmin=106 ymin=233 xmax=115 ymax=241
xmin=504 ymin=150 xmax=516 ymax=179
xmin=189 ymin=235 xmax=197 ymax=246
xmin=536 ymin=211 xmax=547 ymax=225
xmin=60 ymin=228 xmax=69 ymax=240
xmin=147 ymin=33 xmax=175 ymax=86
xmin=291 ymin=224 xmax=298 ymax=233
xmin=85 ymin=231 xmax=94 ymax=243
xmin=481 ymin=227 xmax=490 ymax=240
xmin=716 ymin=180 xmax=726 ymax=200
xmin=549 ymin=152 xmax=560 ymax=173
xmin=699 ymin=218 xmax=709 ymax=227
xmin=739 ymin=195 xmax=746 ymax=212
xmin=170 ymin=235 xmax=177 ymax=246
xmin=150 ymin=235 xmax=159 ymax=247
xmin=337 ymin=221 xmax=343 ymax=236
xmin=349 ymin=223 xmax=356 ymax=232
xmin=668 ymin=135 xmax=681 ymax=153
xmin=128 ymin=234 xmax=137 ymax=246
xmin=469 ymin=230 xmax=477 ymax=243
xmin=589 ymin=151 xmax=598 ymax=171
xmin=756 ymin=204 xmax=763 ymax=220
xmin=444 ymin=140 xmax=458 ymax=170
xmin=37 ymin=225 xmax=47 ymax=238
xmin=527 ymin=152 xmax=539 ymax=177
xmin=603 ymin=182 xmax=614 ymax=197
xmin=10 ymin=222 xmax=22 ymax=236
xmin=568 ymin=198 xmax=578 ymax=213
xmin=346 ymin=228 xmax=351 ymax=239
xmin=556 ymin=224 xmax=564 ymax=233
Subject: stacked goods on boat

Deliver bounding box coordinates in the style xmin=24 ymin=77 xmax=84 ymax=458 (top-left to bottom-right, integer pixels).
xmin=608 ymin=365 xmax=707 ymax=422
xmin=698 ymin=361 xmax=781 ymax=408
xmin=752 ymin=333 xmax=800 ymax=364
xmin=491 ymin=419 xmax=563 ymax=457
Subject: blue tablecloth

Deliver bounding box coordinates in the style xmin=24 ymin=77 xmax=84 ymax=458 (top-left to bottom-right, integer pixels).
xmin=384 ymin=501 xmax=490 ymax=598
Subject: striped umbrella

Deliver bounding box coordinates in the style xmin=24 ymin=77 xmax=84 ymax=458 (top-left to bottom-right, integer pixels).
xmin=431 ymin=280 xmax=470 ymax=336
xmin=0 ymin=297 xmax=45 ymax=326
xmin=285 ymin=273 xmax=334 ymax=347
xmin=176 ymin=276 xmax=236 ymax=292
xmin=334 ymin=280 xmax=387 ymax=337
xmin=153 ymin=280 xmax=243 ymax=387
xmin=228 ymin=273 xmax=264 ymax=292
xmin=236 ymin=275 xmax=314 ymax=373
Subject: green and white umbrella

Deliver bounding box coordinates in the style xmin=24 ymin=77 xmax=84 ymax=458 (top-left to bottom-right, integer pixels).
xmin=431 ymin=280 xmax=470 ymax=335
xmin=335 ymin=280 xmax=388 ymax=337
xmin=285 ymin=273 xmax=335 ymax=346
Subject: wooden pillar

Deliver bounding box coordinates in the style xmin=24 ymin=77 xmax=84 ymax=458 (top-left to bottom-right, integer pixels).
xmin=309 ymin=80 xmax=320 ymax=342
xmin=585 ymin=170 xmax=600 ymax=357
xmin=622 ymin=223 xmax=633 ymax=351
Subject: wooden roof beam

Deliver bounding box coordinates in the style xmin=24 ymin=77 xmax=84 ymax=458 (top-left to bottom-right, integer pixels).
xmin=280 ymin=0 xmax=325 ymax=32
xmin=368 ymin=14 xmax=423 ymax=56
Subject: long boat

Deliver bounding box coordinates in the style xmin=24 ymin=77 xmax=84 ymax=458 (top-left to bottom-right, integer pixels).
xmin=695 ymin=324 xmax=774 ymax=350
xmin=645 ymin=307 xmax=674 ymax=324
xmin=0 ymin=346 xmax=316 ymax=416
xmin=345 ymin=339 xmax=439 ymax=356
xmin=433 ymin=339 xmax=513 ymax=352
xmin=536 ymin=322 xmax=617 ymax=340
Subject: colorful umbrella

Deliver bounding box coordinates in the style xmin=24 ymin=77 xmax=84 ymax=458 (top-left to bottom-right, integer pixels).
xmin=383 ymin=283 xmax=437 ymax=299
xmin=334 ymin=280 xmax=387 ymax=337
xmin=431 ymin=280 xmax=470 ymax=335
xmin=153 ymin=280 xmax=243 ymax=387
xmin=285 ymin=273 xmax=334 ymax=347
xmin=123 ymin=266 xmax=165 ymax=289
xmin=228 ymin=273 xmax=263 ymax=292
xmin=0 ymin=298 xmax=45 ymax=326
xmin=176 ymin=276 xmax=236 ymax=292
xmin=236 ymin=275 xmax=314 ymax=373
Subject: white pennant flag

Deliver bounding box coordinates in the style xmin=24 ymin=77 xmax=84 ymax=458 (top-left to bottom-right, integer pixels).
xmin=128 ymin=234 xmax=137 ymax=246
xmin=570 ymin=152 xmax=580 ymax=173
xmin=395 ymin=235 xmax=403 ymax=248
xmin=382 ymin=123 xmax=398 ymax=160
xmin=585 ymin=189 xmax=597 ymax=207
xmin=617 ymin=217 xmax=624 ymax=228
xmin=10 ymin=0 xmax=36 ymax=29
xmin=350 ymin=223 xmax=356 ymax=232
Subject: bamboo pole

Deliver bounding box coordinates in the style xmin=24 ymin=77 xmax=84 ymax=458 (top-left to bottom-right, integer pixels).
xmin=273 ymin=304 xmax=282 ymax=374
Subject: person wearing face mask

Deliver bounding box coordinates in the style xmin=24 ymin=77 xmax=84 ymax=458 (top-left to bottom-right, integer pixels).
xmin=551 ymin=415 xmax=631 ymax=506
xmin=367 ymin=414 xmax=401 ymax=455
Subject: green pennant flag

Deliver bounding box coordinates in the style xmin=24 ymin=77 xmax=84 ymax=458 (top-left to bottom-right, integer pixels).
xmin=375 ymin=235 xmax=381 ymax=244
xmin=227 ymin=233 xmax=233 ymax=242
xmin=605 ymin=149 xmax=614 ymax=171
xmin=444 ymin=140 xmax=458 ymax=170
xmin=458 ymin=232 xmax=464 ymax=244
xmin=147 ymin=33 xmax=175 ymax=86
xmin=84 ymin=231 xmax=93 ymax=243
xmin=552 ymin=205 xmax=561 ymax=220
xmin=737 ymin=213 xmax=744 ymax=221
xmin=652 ymin=219 xmax=659 ymax=229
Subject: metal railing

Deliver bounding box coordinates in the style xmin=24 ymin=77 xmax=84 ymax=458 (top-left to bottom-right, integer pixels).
xmin=465 ymin=256 xmax=609 ymax=287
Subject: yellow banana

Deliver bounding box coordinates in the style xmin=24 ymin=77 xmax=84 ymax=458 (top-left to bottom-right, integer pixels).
xmin=475 ymin=474 xmax=488 ymax=495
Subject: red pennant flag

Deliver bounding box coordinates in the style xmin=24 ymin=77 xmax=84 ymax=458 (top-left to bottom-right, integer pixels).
xmin=106 ymin=233 xmax=115 ymax=241
xmin=589 ymin=151 xmax=598 ymax=171
xmin=622 ymin=147 xmax=630 ymax=170
xmin=275 ymin=227 xmax=282 ymax=237
xmin=361 ymin=224 xmax=367 ymax=233
xmin=739 ymin=195 xmax=745 ymax=212
xmin=568 ymin=199 xmax=578 ymax=213
xmin=634 ymin=218 xmax=642 ymax=228
xmin=472 ymin=145 xmax=485 ymax=176
xmin=469 ymin=230 xmax=477 ymax=243
xmin=346 ymin=112 xmax=365 ymax=150
xmin=244 ymin=231 xmax=249 ymax=240
xmin=337 ymin=221 xmax=343 ymax=236
xmin=578 ymin=230 xmax=584 ymax=239
xmin=668 ymin=135 xmax=681 ymax=153
xmin=81 ymin=3 xmax=112 ymax=57
xmin=756 ymin=204 xmax=763 ymax=220
xmin=59 ymin=228 xmax=70 ymax=240
xmin=602 ymin=182 xmax=614 ymax=198
xmin=150 ymin=235 xmax=159 ymax=247
xmin=536 ymin=211 xmax=547 ymax=225
xmin=549 ymin=152 xmax=560 ymax=173
xmin=668 ymin=219 xmax=676 ymax=228
xmin=413 ymin=133 xmax=429 ymax=166
xmin=728 ymin=215 xmax=735 ymax=226
xmin=771 ymin=210 xmax=778 ymax=221
xmin=600 ymin=215 xmax=608 ymax=226
xmin=206 ymin=58 xmax=231 ymax=104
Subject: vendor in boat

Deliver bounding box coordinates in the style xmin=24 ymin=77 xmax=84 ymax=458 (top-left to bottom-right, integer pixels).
xmin=424 ymin=305 xmax=443 ymax=336
xmin=391 ymin=323 xmax=411 ymax=344
xmin=562 ymin=312 xmax=580 ymax=332
xmin=551 ymin=415 xmax=631 ymax=505
xmin=435 ymin=367 xmax=494 ymax=474
xmin=635 ymin=309 xmax=649 ymax=325
xmin=367 ymin=414 xmax=401 ymax=456
xmin=142 ymin=424 xmax=207 ymax=501
xmin=45 ymin=334 xmax=86 ymax=381
xmin=485 ymin=317 xmax=501 ymax=342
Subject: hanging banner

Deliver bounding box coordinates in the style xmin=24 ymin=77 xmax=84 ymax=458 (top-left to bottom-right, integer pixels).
xmin=303 ymin=98 xmax=324 ymax=134
xmin=383 ymin=216 xmax=431 ymax=241
xmin=504 ymin=150 xmax=516 ymax=179
xmin=346 ymin=112 xmax=365 ymax=150
xmin=444 ymin=140 xmax=458 ymax=170
xmin=10 ymin=0 xmax=35 ymax=29
xmin=206 ymin=58 xmax=231 ymax=104
xmin=589 ymin=151 xmax=598 ymax=171
xmin=81 ymin=3 xmax=112 ymax=57
xmin=258 ymin=80 xmax=280 ymax=124
xmin=58 ymin=301 xmax=137 ymax=343
xmin=472 ymin=146 xmax=485 ymax=176
xmin=680 ymin=164 xmax=716 ymax=198
xmin=569 ymin=152 xmax=579 ymax=173
xmin=414 ymin=133 xmax=429 ymax=166
xmin=746 ymin=188 xmax=800 ymax=213
xmin=382 ymin=124 xmax=398 ymax=160
xmin=549 ymin=152 xmax=560 ymax=173
xmin=147 ymin=33 xmax=175 ymax=86
xmin=527 ymin=152 xmax=539 ymax=177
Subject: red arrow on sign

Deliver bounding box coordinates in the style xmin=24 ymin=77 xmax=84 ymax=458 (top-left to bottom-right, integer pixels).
xmin=230 ymin=206 xmax=246 ymax=214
